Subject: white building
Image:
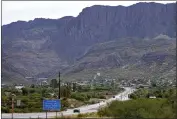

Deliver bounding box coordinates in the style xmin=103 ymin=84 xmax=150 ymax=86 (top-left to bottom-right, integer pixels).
xmin=149 ymin=96 xmax=156 ymax=99
xmin=15 ymin=86 xmax=24 ymax=89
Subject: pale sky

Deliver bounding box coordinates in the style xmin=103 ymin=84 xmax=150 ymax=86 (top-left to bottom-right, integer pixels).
xmin=2 ymin=1 xmax=176 ymax=25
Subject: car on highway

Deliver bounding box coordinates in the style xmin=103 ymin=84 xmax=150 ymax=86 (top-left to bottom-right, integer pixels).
xmin=73 ymin=109 xmax=80 ymax=113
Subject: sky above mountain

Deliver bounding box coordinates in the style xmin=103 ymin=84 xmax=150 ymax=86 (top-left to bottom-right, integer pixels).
xmin=2 ymin=1 xmax=175 ymax=25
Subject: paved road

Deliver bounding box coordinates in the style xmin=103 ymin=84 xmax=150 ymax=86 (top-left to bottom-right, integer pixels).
xmin=2 ymin=87 xmax=136 ymax=118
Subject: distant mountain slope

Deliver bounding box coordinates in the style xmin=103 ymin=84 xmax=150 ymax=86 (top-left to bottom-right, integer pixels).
xmin=63 ymin=36 xmax=176 ymax=82
xmin=1 ymin=2 xmax=176 ymax=83
xmin=2 ymin=52 xmax=30 ymax=84
xmin=2 ymin=17 xmax=73 ymax=83
xmin=55 ymin=2 xmax=176 ymax=61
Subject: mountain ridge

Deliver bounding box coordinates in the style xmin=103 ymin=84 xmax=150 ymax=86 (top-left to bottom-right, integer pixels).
xmin=2 ymin=2 xmax=176 ymax=84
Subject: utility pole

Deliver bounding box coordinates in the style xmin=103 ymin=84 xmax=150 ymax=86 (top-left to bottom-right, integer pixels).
xmin=11 ymin=94 xmax=15 ymax=119
xmin=12 ymin=98 xmax=14 ymax=119
xmin=58 ymin=72 xmax=60 ymax=99
xmin=57 ymin=72 xmax=61 ymax=118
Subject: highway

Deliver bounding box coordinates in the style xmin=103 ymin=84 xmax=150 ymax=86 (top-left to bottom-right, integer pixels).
xmin=2 ymin=87 xmax=136 ymax=118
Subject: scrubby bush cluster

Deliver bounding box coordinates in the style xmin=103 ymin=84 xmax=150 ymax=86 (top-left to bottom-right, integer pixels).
xmin=98 ymin=87 xmax=176 ymax=118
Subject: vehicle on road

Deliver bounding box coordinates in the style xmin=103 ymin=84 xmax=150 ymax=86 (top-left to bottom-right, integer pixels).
xmin=1 ymin=87 xmax=135 ymax=118
xmin=73 ymin=109 xmax=80 ymax=113
xmin=113 ymin=96 xmax=115 ymax=98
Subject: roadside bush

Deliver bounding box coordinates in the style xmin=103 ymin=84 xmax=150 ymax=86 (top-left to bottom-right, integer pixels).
xmin=1 ymin=106 xmax=10 ymax=113
xmin=13 ymin=108 xmax=22 ymax=113
xmin=77 ymin=113 xmax=85 ymax=118
xmin=98 ymin=99 xmax=175 ymax=118
xmin=29 ymin=88 xmax=35 ymax=94
xmin=71 ymin=93 xmax=87 ymax=101
xmin=99 ymin=95 xmax=106 ymax=99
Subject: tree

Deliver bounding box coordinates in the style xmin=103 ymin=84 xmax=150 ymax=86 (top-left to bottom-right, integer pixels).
xmin=61 ymin=85 xmax=71 ymax=98
xmin=61 ymin=98 xmax=70 ymax=110
xmin=50 ymin=79 xmax=58 ymax=88
xmin=78 ymin=85 xmax=82 ymax=92
xmin=72 ymin=83 xmax=77 ymax=92
xmin=151 ymin=81 xmax=157 ymax=87
xmin=30 ymin=84 xmax=35 ymax=88
xmin=22 ymin=88 xmax=28 ymax=95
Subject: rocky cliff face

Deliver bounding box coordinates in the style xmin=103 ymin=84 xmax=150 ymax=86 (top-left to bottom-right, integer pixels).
xmin=2 ymin=2 xmax=176 ymax=83
xmin=2 ymin=17 xmax=74 ymax=83
xmin=51 ymin=2 xmax=176 ymax=61
xmin=63 ymin=36 xmax=175 ymax=82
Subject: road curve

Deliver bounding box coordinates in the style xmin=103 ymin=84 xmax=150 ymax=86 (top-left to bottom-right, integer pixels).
xmin=2 ymin=87 xmax=136 ymax=118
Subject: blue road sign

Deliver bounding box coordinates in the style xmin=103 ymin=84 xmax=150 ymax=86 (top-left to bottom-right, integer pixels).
xmin=43 ymin=99 xmax=61 ymax=111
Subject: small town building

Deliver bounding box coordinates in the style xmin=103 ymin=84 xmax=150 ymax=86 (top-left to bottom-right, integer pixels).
xmin=149 ymin=96 xmax=156 ymax=99
xmin=1 ymin=84 xmax=8 ymax=88
xmin=15 ymin=85 xmax=24 ymax=90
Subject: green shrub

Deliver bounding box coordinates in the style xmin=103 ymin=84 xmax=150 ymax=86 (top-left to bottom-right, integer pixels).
xmin=99 ymin=95 xmax=106 ymax=99
xmin=71 ymin=93 xmax=87 ymax=101
xmin=98 ymin=98 xmax=175 ymax=118
xmin=1 ymin=106 xmax=10 ymax=113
